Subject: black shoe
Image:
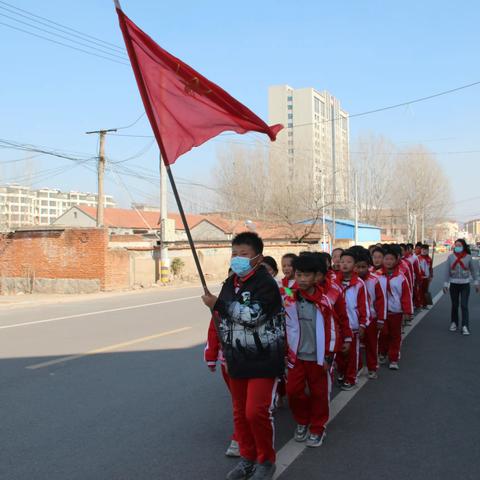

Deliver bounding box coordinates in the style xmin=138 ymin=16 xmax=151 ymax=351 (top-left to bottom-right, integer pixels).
xmin=251 ymin=462 xmax=276 ymax=480
xmin=226 ymin=458 xmax=256 ymax=480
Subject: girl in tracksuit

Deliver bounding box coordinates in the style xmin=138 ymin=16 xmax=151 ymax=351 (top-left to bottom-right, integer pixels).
xmin=378 ymin=245 xmax=413 ymax=370
xmin=444 ymin=238 xmax=480 ymax=335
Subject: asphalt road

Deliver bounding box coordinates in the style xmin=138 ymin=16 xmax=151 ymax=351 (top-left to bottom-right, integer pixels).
xmin=2 ymin=254 xmax=478 ymax=480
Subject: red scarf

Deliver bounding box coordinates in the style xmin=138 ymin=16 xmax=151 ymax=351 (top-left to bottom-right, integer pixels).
xmin=297 ymin=286 xmax=332 ymax=319
xmin=451 ymin=251 xmax=468 ymax=271
xmin=282 ymin=277 xmax=297 ymax=288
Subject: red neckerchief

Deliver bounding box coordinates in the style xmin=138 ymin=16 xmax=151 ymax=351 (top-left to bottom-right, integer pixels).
xmin=334 ymin=271 xmax=360 ymax=289
xmin=377 ymin=266 xmax=400 ymax=295
xmin=451 ymin=251 xmax=468 ymax=270
xmin=296 ymin=286 xmax=332 ymax=319
xmin=281 ymin=277 xmax=297 ymax=288
xmin=233 ymin=268 xmax=257 ymax=291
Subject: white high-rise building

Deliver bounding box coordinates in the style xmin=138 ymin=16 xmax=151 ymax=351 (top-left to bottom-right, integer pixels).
xmin=268 ymin=84 xmax=350 ymax=210
xmin=0 ymin=185 xmax=116 ymax=230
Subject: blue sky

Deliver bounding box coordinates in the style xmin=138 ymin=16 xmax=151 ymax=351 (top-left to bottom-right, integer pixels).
xmin=1 ymin=0 xmax=479 ymax=220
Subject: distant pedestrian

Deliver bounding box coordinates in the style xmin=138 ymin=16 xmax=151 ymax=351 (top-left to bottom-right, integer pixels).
xmin=443 ymin=238 xmax=480 ymax=335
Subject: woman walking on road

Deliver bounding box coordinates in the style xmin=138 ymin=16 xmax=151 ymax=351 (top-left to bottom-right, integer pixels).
xmin=443 ymin=239 xmax=480 ymax=335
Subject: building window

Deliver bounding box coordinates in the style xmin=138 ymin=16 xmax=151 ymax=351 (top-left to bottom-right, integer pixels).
xmin=288 ymin=131 xmax=293 ymax=137
xmin=314 ymin=97 xmax=320 ymax=114
xmin=288 ymin=123 xmax=293 ymax=128
xmin=287 ymin=104 xmax=293 ymax=110
xmin=287 ymin=113 xmax=293 ymax=119
xmin=288 ymin=149 xmax=294 ymax=154
xmin=287 ymin=95 xmax=293 ymax=101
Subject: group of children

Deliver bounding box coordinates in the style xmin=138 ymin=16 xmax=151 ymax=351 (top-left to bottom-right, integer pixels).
xmin=202 ymin=233 xmax=433 ymax=480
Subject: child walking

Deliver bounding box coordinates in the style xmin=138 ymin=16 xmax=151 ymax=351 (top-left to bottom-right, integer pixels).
xmin=378 ymin=245 xmax=413 ymax=370
xmin=285 ymin=254 xmax=340 ymax=447
xmin=334 ymin=250 xmax=370 ymax=390
xmin=202 ymin=232 xmax=285 ymax=480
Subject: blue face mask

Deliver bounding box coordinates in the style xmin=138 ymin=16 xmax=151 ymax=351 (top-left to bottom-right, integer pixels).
xmin=454 ymin=246 xmax=463 ymax=254
xmin=230 ymin=255 xmax=258 ymax=277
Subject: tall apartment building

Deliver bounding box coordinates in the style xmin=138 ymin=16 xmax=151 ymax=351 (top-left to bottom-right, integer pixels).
xmin=268 ymin=85 xmax=350 ymax=210
xmin=0 ymin=185 xmax=116 ymax=230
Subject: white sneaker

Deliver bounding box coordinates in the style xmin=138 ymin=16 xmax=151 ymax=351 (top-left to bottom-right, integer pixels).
xmin=378 ymin=354 xmax=387 ymax=365
xmin=462 ymin=326 xmax=471 ymax=336
xmin=449 ymin=323 xmax=457 ymax=332
xmin=368 ymin=371 xmax=378 ymax=379
xmin=225 ymin=439 xmax=240 ymax=457
xmin=389 ymin=362 xmax=399 ymax=370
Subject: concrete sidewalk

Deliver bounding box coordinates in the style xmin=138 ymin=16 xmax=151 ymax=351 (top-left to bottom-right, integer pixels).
xmin=279 ymin=280 xmax=480 ymax=479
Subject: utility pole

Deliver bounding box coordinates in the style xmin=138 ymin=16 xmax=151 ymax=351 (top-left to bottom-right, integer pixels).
xmin=86 ymin=128 xmax=117 ymax=226
xmin=421 ymin=210 xmax=425 ymax=242
xmin=406 ymin=198 xmax=410 ymax=242
xmin=331 ymin=102 xmax=336 ymax=247
xmin=321 ymin=169 xmax=327 ymax=251
xmin=159 ymin=155 xmax=170 ymax=284
xmin=354 ymin=170 xmax=358 ymax=244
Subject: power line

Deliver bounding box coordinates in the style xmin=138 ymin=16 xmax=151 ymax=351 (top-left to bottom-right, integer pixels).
xmin=0 ymin=21 xmax=129 ymax=66
xmin=0 ymin=11 xmax=128 ymax=61
xmin=0 ymin=0 xmax=125 ymax=52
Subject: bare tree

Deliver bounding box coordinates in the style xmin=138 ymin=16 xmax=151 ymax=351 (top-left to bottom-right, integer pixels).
xmin=391 ymin=145 xmax=452 ymax=241
xmin=352 ymin=133 xmax=396 ymax=225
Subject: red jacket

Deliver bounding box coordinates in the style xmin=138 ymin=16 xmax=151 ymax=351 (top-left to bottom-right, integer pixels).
xmin=378 ymin=266 xmax=413 ymax=315
xmin=334 ymin=272 xmax=371 ymax=330
xmin=362 ymin=272 xmax=387 ymax=324
xmin=204 ymin=316 xmax=223 ymax=367
xmin=284 ymin=287 xmax=340 ymax=367
xmin=399 ymin=258 xmax=414 ymax=291
xmin=418 ymin=254 xmax=433 ymax=279
xmin=404 ymin=253 xmax=422 ymax=285
xmin=319 ymin=279 xmax=353 ymax=343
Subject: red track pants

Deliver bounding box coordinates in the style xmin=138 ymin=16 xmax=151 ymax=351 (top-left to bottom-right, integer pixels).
xmin=359 ymin=321 xmax=380 ymax=372
xmin=221 ymin=365 xmax=238 ymax=442
xmin=336 ymin=332 xmax=359 ymax=385
xmin=379 ymin=312 xmax=403 ymax=362
xmin=419 ymin=279 xmax=430 ymax=308
xmin=229 ymin=377 xmax=278 ymax=464
xmin=286 ymin=359 xmax=332 ymax=434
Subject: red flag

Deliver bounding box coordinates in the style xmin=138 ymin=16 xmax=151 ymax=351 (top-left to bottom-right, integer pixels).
xmin=115 ymin=6 xmax=283 ymax=166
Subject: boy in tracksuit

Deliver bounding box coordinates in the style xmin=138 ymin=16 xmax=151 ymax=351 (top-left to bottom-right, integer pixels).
xmin=378 ymin=245 xmax=414 ymax=370
xmin=334 ymin=250 xmax=370 ymax=390
xmin=285 ymin=254 xmax=340 ymax=448
xmin=354 ymin=248 xmax=387 ymax=379
xmin=202 ymin=232 xmax=285 ymax=480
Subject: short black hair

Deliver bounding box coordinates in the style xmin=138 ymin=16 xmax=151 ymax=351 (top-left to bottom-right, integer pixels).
xmin=293 ymin=253 xmax=327 ymax=275
xmin=355 ymin=248 xmax=372 ymax=265
xmin=340 ymin=249 xmax=357 ymax=261
xmin=318 ymin=251 xmax=332 ymax=264
xmin=332 ymin=247 xmax=344 ymax=255
xmin=384 ymin=244 xmax=401 ymax=259
xmin=422 ymin=244 xmax=430 ymax=249
xmin=232 ymin=231 xmax=264 ymax=254
xmin=399 ymin=243 xmax=407 ymax=250
xmin=372 ymin=246 xmax=385 ymax=257
xmin=262 ymin=256 xmax=278 ymax=275
xmin=406 ymin=243 xmax=414 ymax=250
xmin=415 ymin=241 xmax=423 ymax=248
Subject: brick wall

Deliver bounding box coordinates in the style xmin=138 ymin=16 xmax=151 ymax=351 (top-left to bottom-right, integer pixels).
xmin=0 ymin=228 xmax=108 ymax=293
xmin=104 ymin=249 xmax=130 ymax=291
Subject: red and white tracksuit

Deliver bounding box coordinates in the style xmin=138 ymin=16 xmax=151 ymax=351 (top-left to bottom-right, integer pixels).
xmin=404 ymin=253 xmax=423 ymax=308
xmin=378 ymin=267 xmax=413 ymax=362
xmin=399 ymin=258 xmax=414 ymax=293
xmin=361 ymin=273 xmax=387 ymax=372
xmin=333 ymin=273 xmax=370 ymax=384
xmin=418 ymin=254 xmax=433 ymax=307
xmin=204 ymin=317 xmax=238 ymax=443
xmin=285 ymin=289 xmax=340 ymax=434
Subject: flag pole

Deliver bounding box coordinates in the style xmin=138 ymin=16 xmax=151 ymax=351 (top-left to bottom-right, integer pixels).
xmin=165 ymin=164 xmax=210 ymax=294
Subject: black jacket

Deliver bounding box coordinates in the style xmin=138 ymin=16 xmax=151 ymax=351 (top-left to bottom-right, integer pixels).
xmin=214 ymin=266 xmax=285 ymax=379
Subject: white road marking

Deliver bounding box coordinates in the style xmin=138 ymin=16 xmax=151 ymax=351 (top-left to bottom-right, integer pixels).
xmin=0 ymin=294 xmax=206 ymax=330
xmin=274 ymin=290 xmax=444 ymax=479
xmin=25 ymin=326 xmax=192 ymax=370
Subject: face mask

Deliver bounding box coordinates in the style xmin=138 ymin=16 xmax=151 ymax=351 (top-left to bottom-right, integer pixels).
xmin=230 ymin=255 xmax=259 ymax=277
xmin=454 ymin=246 xmax=463 ymax=254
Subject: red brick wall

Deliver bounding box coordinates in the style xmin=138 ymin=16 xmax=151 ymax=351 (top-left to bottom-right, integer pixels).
xmin=0 ymin=228 xmax=109 ymax=288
